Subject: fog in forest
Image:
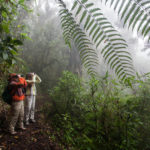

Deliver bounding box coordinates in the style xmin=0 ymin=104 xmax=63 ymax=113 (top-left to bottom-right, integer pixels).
xmin=21 ymin=0 xmax=150 ymax=90
xmin=1 ymin=1 xmax=150 ymax=149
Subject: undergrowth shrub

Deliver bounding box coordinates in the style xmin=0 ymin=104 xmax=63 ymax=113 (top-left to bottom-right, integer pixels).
xmin=44 ymin=71 xmax=150 ymax=150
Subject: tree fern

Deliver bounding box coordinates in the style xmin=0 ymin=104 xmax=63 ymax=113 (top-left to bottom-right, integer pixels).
xmin=103 ymin=0 xmax=150 ymax=41
xmin=71 ymin=0 xmax=134 ymax=82
xmin=58 ymin=0 xmax=99 ymax=76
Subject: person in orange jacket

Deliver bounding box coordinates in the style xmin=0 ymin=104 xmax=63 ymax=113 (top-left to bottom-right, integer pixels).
xmin=8 ymin=74 xmax=27 ymax=135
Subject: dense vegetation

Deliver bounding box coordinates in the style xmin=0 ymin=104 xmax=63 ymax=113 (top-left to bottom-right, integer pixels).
xmin=0 ymin=0 xmax=150 ymax=149
xmin=44 ymin=71 xmax=150 ymax=150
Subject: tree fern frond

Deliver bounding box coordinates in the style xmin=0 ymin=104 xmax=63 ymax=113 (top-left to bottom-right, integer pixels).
xmin=77 ymin=0 xmax=134 ymax=80
xmin=59 ymin=1 xmax=99 ymax=76
xmin=103 ymin=0 xmax=150 ymax=40
xmin=59 ymin=0 xmax=135 ymax=82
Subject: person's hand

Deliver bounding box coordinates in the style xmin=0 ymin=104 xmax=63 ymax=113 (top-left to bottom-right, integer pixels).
xmin=18 ymin=74 xmax=21 ymax=78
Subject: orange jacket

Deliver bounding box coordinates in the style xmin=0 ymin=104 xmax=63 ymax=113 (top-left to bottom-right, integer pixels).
xmin=10 ymin=77 xmax=27 ymax=101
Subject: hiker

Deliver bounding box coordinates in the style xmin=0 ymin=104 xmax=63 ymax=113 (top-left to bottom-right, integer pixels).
xmin=8 ymin=73 xmax=27 ymax=135
xmin=25 ymin=72 xmax=41 ymax=125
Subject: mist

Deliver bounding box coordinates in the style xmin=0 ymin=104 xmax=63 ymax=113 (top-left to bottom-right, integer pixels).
xmin=1 ymin=0 xmax=150 ymax=149
xmin=20 ymin=0 xmax=150 ymax=91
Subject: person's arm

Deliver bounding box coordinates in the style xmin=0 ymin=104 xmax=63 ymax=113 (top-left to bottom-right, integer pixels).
xmin=34 ymin=74 xmax=42 ymax=83
xmin=26 ymin=80 xmax=34 ymax=83
xmin=9 ymin=81 xmax=23 ymax=86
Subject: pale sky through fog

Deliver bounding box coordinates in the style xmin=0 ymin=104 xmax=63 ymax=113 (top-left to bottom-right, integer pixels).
xmin=40 ymin=0 xmax=150 ymax=74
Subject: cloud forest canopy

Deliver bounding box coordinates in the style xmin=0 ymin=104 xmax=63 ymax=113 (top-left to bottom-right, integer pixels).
xmin=58 ymin=0 xmax=150 ymax=83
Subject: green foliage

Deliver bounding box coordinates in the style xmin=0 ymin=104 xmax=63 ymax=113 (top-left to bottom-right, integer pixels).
xmin=0 ymin=0 xmax=30 ymax=71
xmin=49 ymin=71 xmax=82 ymax=114
xmin=45 ymin=71 xmax=150 ymax=150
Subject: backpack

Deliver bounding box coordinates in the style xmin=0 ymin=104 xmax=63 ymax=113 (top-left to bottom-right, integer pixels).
xmin=2 ymin=86 xmax=12 ymax=105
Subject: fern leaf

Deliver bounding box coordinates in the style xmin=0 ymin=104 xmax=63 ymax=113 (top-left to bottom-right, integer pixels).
xmin=141 ymin=20 xmax=149 ymax=36
xmin=86 ymin=19 xmax=94 ymax=31
xmin=85 ymin=3 xmax=94 ymax=8
xmin=132 ymin=11 xmax=143 ymax=31
xmin=137 ymin=15 xmax=147 ymax=32
xmin=94 ymin=31 xmax=103 ymax=43
xmin=81 ymin=0 xmax=88 ymax=4
xmin=71 ymin=1 xmax=78 ymax=11
xmin=144 ymin=26 xmax=150 ymax=37
xmin=120 ymin=0 xmax=131 ymax=20
xmin=128 ymin=7 xmax=140 ymax=28
xmin=110 ymin=0 xmax=115 ymax=6
xmin=123 ymin=3 xmax=137 ymax=27
xmin=90 ymin=8 xmax=101 ymax=13
xmin=84 ymin=15 xmax=91 ymax=29
xmin=114 ymin=0 xmax=120 ymax=10
xmin=75 ymin=5 xmax=82 ymax=16
xmin=80 ymin=10 xmax=87 ymax=24
xmin=92 ymin=27 xmax=100 ymax=40
xmin=89 ymin=24 xmax=98 ymax=36
xmin=118 ymin=0 xmax=126 ymax=15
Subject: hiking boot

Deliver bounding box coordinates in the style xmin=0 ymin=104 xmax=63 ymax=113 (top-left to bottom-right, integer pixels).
xmin=30 ymin=119 xmax=36 ymax=123
xmin=25 ymin=121 xmax=29 ymax=126
xmin=10 ymin=131 xmax=17 ymax=135
xmin=20 ymin=127 xmax=26 ymax=130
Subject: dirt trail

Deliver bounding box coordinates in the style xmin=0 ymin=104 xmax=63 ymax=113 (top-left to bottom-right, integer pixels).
xmin=0 ymin=112 xmax=62 ymax=150
xmin=0 ymin=95 xmax=62 ymax=150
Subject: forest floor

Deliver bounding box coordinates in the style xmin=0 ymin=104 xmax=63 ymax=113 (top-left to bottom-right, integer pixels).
xmin=0 ymin=95 xmax=63 ymax=150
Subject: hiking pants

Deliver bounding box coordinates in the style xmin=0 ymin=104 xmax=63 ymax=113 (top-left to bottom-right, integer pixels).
xmin=9 ymin=101 xmax=24 ymax=132
xmin=25 ymin=95 xmax=36 ymax=122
